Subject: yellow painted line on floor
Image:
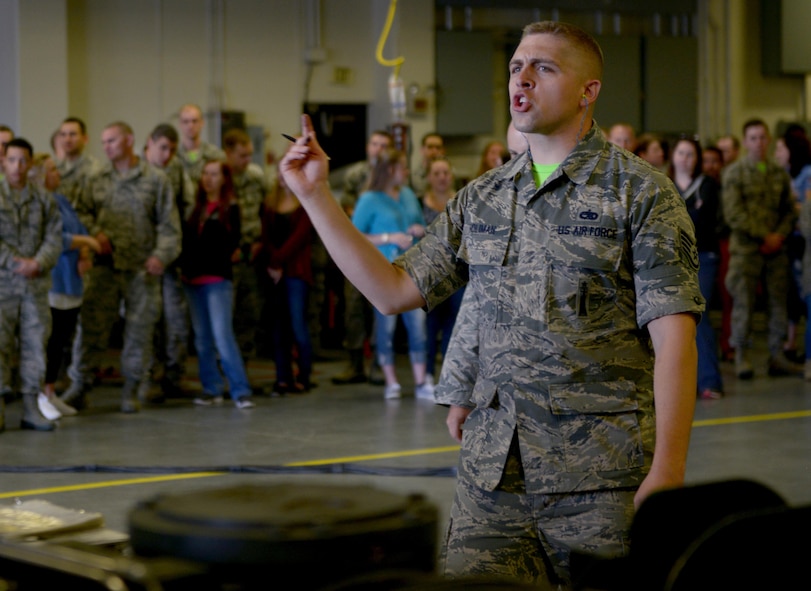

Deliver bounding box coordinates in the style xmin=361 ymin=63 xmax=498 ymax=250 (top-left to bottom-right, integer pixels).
xmin=4 ymin=409 xmax=811 ymax=500
xmin=285 ymin=445 xmax=461 ymax=467
xmin=0 ymin=472 xmax=224 ymax=499
xmin=692 ymin=408 xmax=811 ymax=427
xmin=0 ymin=446 xmax=462 ymax=499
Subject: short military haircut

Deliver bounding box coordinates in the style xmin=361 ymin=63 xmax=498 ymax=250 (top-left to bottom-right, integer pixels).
xmin=62 ymin=116 xmax=88 ymax=135
xmin=421 ymin=132 xmax=442 ymax=147
xmin=222 ymin=128 xmax=251 ymax=152
xmin=149 ymin=123 xmax=179 ymax=144
xmin=0 ymin=124 xmax=14 ymax=137
xmin=742 ymin=118 xmax=768 ymax=135
xmin=717 ymin=134 xmax=740 ymax=149
xmin=370 ymin=130 xmax=393 ymax=142
xmin=6 ymin=137 xmax=34 ymax=157
xmin=105 ymin=121 xmax=134 ymax=136
xmin=179 ymin=103 xmax=203 ymax=117
xmin=522 ymin=20 xmax=604 ymax=80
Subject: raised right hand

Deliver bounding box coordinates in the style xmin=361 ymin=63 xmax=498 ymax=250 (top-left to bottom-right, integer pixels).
xmin=279 ymin=114 xmax=330 ymax=200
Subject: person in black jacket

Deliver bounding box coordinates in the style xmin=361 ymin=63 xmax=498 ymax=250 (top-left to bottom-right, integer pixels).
xmin=181 ymin=159 xmax=255 ymax=409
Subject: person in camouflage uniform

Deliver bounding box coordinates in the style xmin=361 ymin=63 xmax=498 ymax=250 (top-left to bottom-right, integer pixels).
xmin=280 ymin=21 xmax=704 ymax=589
xmin=0 ymin=138 xmax=63 ymax=432
xmin=176 ymin=103 xmax=225 ymax=186
xmin=722 ymin=118 xmax=799 ymax=379
xmin=332 ymin=130 xmax=393 ymax=385
xmin=142 ymin=123 xmax=196 ymax=400
xmin=55 ymin=117 xmax=102 ymax=208
xmin=60 ymin=122 xmax=181 ymax=414
xmin=224 ymin=128 xmax=267 ymax=365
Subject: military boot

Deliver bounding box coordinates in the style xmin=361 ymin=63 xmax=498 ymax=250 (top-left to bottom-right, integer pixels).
xmin=331 ymin=349 xmax=367 ymax=385
xmin=21 ymin=392 xmax=56 ymax=431
xmin=734 ymin=348 xmax=754 ymax=380
xmin=768 ymin=352 xmax=803 ymax=377
xmin=121 ymin=379 xmax=140 ymax=414
xmin=0 ymin=396 xmax=5 ymax=433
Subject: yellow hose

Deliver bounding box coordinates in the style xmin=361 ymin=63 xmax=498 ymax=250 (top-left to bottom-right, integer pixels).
xmin=375 ymin=0 xmax=404 ymax=77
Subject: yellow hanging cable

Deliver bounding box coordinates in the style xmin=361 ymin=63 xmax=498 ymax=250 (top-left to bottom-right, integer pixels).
xmin=375 ymin=0 xmax=405 ymax=78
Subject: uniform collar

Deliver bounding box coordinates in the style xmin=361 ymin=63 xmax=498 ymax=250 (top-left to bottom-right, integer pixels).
xmin=504 ymin=122 xmax=607 ymax=205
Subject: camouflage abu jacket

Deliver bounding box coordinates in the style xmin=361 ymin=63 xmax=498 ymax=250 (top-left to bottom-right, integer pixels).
xmin=396 ymin=125 xmax=704 ymax=494
xmin=0 ymin=181 xmax=62 ymax=297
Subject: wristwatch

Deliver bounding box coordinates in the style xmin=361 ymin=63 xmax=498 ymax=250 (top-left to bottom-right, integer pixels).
xmin=382 ymin=233 xmax=389 ymax=244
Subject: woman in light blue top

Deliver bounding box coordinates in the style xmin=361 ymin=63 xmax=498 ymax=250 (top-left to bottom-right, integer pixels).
xmin=351 ymin=148 xmax=432 ymax=400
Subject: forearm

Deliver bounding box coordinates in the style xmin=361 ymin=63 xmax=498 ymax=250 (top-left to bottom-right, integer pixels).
xmin=299 ymin=181 xmax=424 ymax=314
xmin=648 ymin=313 xmax=697 ymax=484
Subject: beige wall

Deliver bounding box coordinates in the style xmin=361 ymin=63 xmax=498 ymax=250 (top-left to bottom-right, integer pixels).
xmin=703 ymin=0 xmax=805 ymax=142
xmin=2 ymin=0 xmax=811 ymax=169
xmin=2 ymin=0 xmax=435 ymax=172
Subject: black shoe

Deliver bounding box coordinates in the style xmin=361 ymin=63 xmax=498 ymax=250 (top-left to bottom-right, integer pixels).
xmin=160 ymin=376 xmax=183 ymax=398
xmin=768 ymin=355 xmax=803 ymax=377
xmin=272 ymin=382 xmax=306 ymax=395
xmin=331 ymin=371 xmax=368 ymax=385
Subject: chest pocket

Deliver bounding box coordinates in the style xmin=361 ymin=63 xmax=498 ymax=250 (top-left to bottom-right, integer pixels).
xmin=545 ymin=233 xmax=623 ymax=340
xmin=459 ymin=227 xmax=512 ymax=326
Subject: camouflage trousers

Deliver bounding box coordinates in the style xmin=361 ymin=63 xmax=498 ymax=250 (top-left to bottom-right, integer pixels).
xmin=68 ymin=266 xmax=160 ymax=385
xmin=232 ymin=261 xmax=262 ymax=360
xmin=725 ymin=250 xmax=789 ymax=352
xmin=442 ymin=438 xmax=635 ymax=590
xmin=343 ymin=280 xmax=375 ymax=350
xmin=0 ymin=291 xmax=50 ymax=395
xmin=148 ymin=267 xmax=189 ymax=383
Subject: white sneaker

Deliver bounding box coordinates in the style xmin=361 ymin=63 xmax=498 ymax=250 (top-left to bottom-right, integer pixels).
xmin=38 ymin=392 xmax=62 ymax=421
xmin=193 ymin=394 xmax=224 ymax=406
xmin=425 ymin=374 xmax=435 ymax=386
xmin=384 ymin=383 xmax=402 ymax=400
xmin=415 ymin=382 xmax=435 ymax=400
xmin=234 ymin=397 xmax=255 ymax=409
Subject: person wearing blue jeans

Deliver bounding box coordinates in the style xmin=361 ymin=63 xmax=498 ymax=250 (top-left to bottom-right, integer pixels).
xmin=259 ymin=173 xmax=316 ymax=393
xmin=185 ymin=280 xmax=252 ymax=405
xmin=697 ymin=251 xmax=722 ymax=396
xmin=352 ymin=147 xmax=432 ymax=400
xmin=374 ymin=306 xmax=429 ymax=386
xmin=180 ymin=159 xmax=254 ymax=408
xmin=266 ymin=276 xmax=314 ymax=392
xmin=669 ymin=137 xmax=724 ymax=398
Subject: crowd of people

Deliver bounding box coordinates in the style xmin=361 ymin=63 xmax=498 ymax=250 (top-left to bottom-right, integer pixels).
xmin=0 ymin=106 xmax=326 ymax=431
xmin=606 ymin=119 xmax=811 ymax=399
xmin=1 ymin=105 xmax=808 ymax=431
xmin=0 ymin=104 xmax=515 ymax=431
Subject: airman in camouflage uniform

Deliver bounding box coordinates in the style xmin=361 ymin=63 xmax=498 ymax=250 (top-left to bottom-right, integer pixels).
xmin=417 ymin=125 xmax=703 ymax=584
xmin=332 ymin=131 xmax=394 ymax=384
xmin=722 ymin=119 xmax=798 ymax=379
xmin=61 ymin=122 xmax=181 ymax=413
xmin=224 ymin=129 xmax=267 ymax=362
xmin=176 ymin=104 xmax=225 ymax=186
xmin=143 ymin=124 xmax=196 ymax=399
xmin=0 ymin=138 xmax=63 ymax=432
xmin=279 ymin=21 xmax=704 ymax=590
xmin=55 ymin=117 xmax=103 ymax=208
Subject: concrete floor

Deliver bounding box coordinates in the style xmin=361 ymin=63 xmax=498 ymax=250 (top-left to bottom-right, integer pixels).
xmin=1 ymin=331 xmax=811 ymax=583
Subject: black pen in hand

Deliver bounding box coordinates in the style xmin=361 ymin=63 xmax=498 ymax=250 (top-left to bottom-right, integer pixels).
xmin=282 ymin=133 xmax=330 ymax=160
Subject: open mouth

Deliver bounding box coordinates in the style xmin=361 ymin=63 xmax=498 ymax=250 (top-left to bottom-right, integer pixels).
xmin=511 ymin=94 xmax=530 ymax=112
